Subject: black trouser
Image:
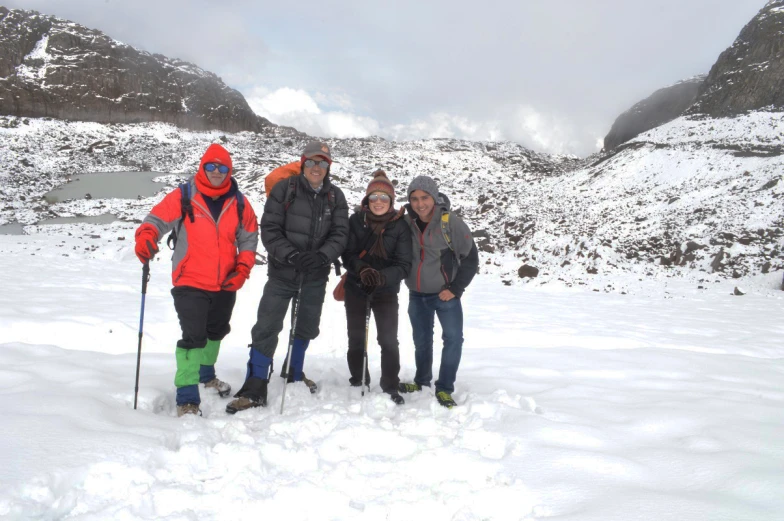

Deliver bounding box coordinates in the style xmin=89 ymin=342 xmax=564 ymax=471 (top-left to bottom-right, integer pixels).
xmin=345 ymin=287 xmax=400 ymax=393
xmin=171 ymin=286 xmax=236 ymax=349
xmin=250 ymin=275 xmax=328 ymax=358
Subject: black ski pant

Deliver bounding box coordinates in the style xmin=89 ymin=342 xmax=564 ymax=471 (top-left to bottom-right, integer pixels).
xmin=250 ymin=275 xmax=327 ymax=359
xmin=344 ymin=287 xmax=400 ymax=393
xmin=171 ymin=286 xmax=236 ymax=349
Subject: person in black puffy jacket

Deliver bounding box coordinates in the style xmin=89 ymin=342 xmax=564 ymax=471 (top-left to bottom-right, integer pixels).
xmin=226 ymin=141 xmax=349 ymax=414
xmin=341 ymin=170 xmax=412 ymax=404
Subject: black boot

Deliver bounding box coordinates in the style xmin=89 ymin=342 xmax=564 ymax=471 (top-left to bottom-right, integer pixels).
xmin=387 ymin=391 xmax=405 ymax=405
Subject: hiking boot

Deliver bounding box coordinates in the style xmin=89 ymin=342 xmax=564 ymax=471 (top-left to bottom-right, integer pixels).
xmin=436 ymin=391 xmax=456 ymax=409
xmin=301 ymin=373 xmax=318 ymax=394
xmin=203 ymin=377 xmax=231 ymax=398
xmin=398 ymin=382 xmax=422 ymax=393
xmin=284 ymin=371 xmax=318 ymax=394
xmin=388 ymin=392 xmax=405 ymax=405
xmin=226 ymin=396 xmax=264 ymax=414
xmin=226 ymin=377 xmax=268 ymax=414
xmin=177 ymin=403 xmax=202 ymax=417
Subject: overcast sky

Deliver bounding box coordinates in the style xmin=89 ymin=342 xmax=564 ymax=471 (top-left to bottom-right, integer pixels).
xmin=6 ymin=0 xmax=766 ymax=156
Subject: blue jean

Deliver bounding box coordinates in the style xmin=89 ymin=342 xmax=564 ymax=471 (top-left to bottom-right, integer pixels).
xmin=408 ymin=292 xmax=463 ymax=394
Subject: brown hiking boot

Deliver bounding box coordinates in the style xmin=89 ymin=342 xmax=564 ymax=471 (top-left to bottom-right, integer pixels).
xmin=225 ymin=396 xmax=264 ymax=414
xmin=283 ymin=369 xmax=318 ymax=394
xmin=203 ymin=377 xmax=231 ymax=397
xmin=225 ymin=377 xmax=268 ymax=414
xmin=176 ymin=403 xmax=202 ymax=417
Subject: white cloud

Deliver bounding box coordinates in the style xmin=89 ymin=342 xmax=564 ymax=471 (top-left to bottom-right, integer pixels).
xmin=246 ymin=87 xmax=599 ymax=155
xmin=246 ymin=87 xmax=379 ymax=139
xmin=7 ymin=0 xmax=764 ymax=157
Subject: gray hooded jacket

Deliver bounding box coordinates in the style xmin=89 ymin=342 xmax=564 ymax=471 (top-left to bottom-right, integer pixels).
xmin=403 ymin=194 xmax=478 ymax=297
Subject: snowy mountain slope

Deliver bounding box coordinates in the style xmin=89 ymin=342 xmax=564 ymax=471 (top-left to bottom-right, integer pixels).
xmin=1 ymin=112 xmax=782 ymax=292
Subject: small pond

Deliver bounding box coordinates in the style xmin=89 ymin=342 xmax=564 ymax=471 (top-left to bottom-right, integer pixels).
xmin=43 ymin=171 xmax=170 ymax=203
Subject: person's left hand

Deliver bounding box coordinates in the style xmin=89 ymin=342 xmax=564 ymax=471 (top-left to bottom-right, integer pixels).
xmin=438 ymin=289 xmax=456 ymax=301
xmin=298 ymin=251 xmax=328 ymax=272
xmin=222 ymin=264 xmax=251 ymax=291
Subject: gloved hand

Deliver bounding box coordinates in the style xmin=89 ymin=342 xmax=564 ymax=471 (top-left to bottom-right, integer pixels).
xmin=359 ymin=267 xmax=384 ymax=287
xmin=295 ymin=251 xmax=327 ymax=272
xmin=134 ymin=225 xmax=159 ymax=263
xmin=222 ymin=263 xmax=251 ymax=292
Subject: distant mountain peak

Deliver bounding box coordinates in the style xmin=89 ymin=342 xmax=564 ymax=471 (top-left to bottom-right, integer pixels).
xmin=0 ymin=6 xmax=272 ymax=133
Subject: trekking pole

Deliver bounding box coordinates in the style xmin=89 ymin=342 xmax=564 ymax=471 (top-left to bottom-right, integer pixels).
xmin=361 ymin=296 xmax=371 ymax=397
xmin=280 ymin=278 xmax=305 ymax=414
xmin=133 ymin=261 xmax=151 ymax=410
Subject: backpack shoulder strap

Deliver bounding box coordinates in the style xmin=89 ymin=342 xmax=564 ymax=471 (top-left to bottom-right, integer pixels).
xmin=167 ymin=182 xmax=192 ymax=250
xmin=235 ymin=190 xmax=245 ymax=231
xmin=180 ymin=182 xmax=194 ymax=223
xmin=283 ymin=177 xmax=298 ymax=212
xmin=440 ymin=212 xmax=453 ymax=252
xmin=440 ymin=211 xmax=461 ymax=267
xmin=327 ymin=187 xmax=337 ymax=211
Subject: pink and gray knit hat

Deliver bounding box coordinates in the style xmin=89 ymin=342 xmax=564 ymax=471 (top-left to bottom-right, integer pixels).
xmin=365 ymin=169 xmax=395 ymax=204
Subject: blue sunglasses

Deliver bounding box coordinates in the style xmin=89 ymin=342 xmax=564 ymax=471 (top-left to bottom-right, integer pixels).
xmin=204 ymin=163 xmax=230 ymax=175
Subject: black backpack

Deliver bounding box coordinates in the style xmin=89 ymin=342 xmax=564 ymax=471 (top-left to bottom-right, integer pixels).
xmin=167 ymin=182 xmax=246 ymax=250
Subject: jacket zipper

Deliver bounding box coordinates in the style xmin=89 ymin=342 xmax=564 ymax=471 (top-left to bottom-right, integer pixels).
xmin=193 ymin=196 xmax=233 ymax=286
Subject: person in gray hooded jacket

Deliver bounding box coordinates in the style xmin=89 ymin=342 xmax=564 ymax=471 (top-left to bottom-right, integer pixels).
xmin=397 ymin=175 xmax=478 ymax=408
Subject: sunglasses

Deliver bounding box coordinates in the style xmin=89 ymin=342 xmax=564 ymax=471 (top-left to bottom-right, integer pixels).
xmin=369 ymin=193 xmax=391 ymax=203
xmin=204 ymin=163 xmax=230 ymax=174
xmin=304 ymin=159 xmax=330 ymax=169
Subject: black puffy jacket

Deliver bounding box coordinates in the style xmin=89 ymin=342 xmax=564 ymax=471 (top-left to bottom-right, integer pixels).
xmin=261 ymin=173 xmax=349 ymax=282
xmin=341 ymin=208 xmax=412 ymax=295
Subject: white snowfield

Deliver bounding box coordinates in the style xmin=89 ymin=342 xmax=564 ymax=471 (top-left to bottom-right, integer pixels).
xmin=0 ymin=225 xmax=782 ymax=520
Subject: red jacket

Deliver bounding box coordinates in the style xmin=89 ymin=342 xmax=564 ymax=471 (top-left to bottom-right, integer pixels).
xmin=137 ymin=144 xmax=259 ymax=291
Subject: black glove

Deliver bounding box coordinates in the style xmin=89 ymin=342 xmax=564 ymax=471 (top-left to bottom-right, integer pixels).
xmin=295 ymin=251 xmax=327 ymax=272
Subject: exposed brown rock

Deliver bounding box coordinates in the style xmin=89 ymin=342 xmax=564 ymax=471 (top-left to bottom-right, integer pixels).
xmin=0 ymin=7 xmax=272 ymax=133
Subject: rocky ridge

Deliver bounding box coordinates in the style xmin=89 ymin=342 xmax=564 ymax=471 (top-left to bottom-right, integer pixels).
xmin=0 ymin=7 xmax=272 ymax=133
xmin=689 ymin=0 xmax=784 ymax=116
xmin=603 ymin=77 xmax=704 ymax=151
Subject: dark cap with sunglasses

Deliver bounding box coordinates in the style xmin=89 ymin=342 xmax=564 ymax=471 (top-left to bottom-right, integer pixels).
xmin=301 ymin=141 xmax=332 ymax=164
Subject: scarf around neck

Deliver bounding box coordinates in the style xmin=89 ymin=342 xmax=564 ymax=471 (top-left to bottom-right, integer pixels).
xmin=364 ymin=206 xmax=404 ymax=259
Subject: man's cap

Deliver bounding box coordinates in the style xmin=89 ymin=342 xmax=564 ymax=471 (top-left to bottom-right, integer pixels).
xmin=301 ymin=141 xmax=332 ymax=164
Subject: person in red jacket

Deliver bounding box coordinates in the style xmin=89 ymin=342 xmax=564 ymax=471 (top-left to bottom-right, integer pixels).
xmin=134 ymin=143 xmax=259 ymax=417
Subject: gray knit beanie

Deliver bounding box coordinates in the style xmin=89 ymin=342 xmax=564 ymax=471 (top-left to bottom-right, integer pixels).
xmin=407 ymin=175 xmax=439 ymax=202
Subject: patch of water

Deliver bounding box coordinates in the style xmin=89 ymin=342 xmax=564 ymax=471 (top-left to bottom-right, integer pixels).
xmin=0 ymin=222 xmax=25 ymax=235
xmin=44 ymin=172 xmax=169 ymax=203
xmin=36 ymin=214 xmax=121 ymax=226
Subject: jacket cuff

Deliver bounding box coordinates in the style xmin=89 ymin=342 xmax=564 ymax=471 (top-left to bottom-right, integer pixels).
xmin=449 ymin=285 xmax=465 ymax=298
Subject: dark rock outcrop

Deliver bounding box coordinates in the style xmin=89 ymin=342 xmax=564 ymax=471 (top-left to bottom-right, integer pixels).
xmin=689 ymin=0 xmax=784 ymax=116
xmin=604 ymin=77 xmax=704 ymax=150
xmin=0 ymin=7 xmax=272 ymax=133
xmin=518 ymin=265 xmax=539 ymax=278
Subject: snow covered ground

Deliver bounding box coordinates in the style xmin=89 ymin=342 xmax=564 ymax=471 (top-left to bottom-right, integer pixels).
xmin=1 ymin=225 xmax=782 ymax=520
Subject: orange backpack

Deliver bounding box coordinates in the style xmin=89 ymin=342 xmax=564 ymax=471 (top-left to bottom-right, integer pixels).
xmin=264 ymin=161 xmax=301 ymax=197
